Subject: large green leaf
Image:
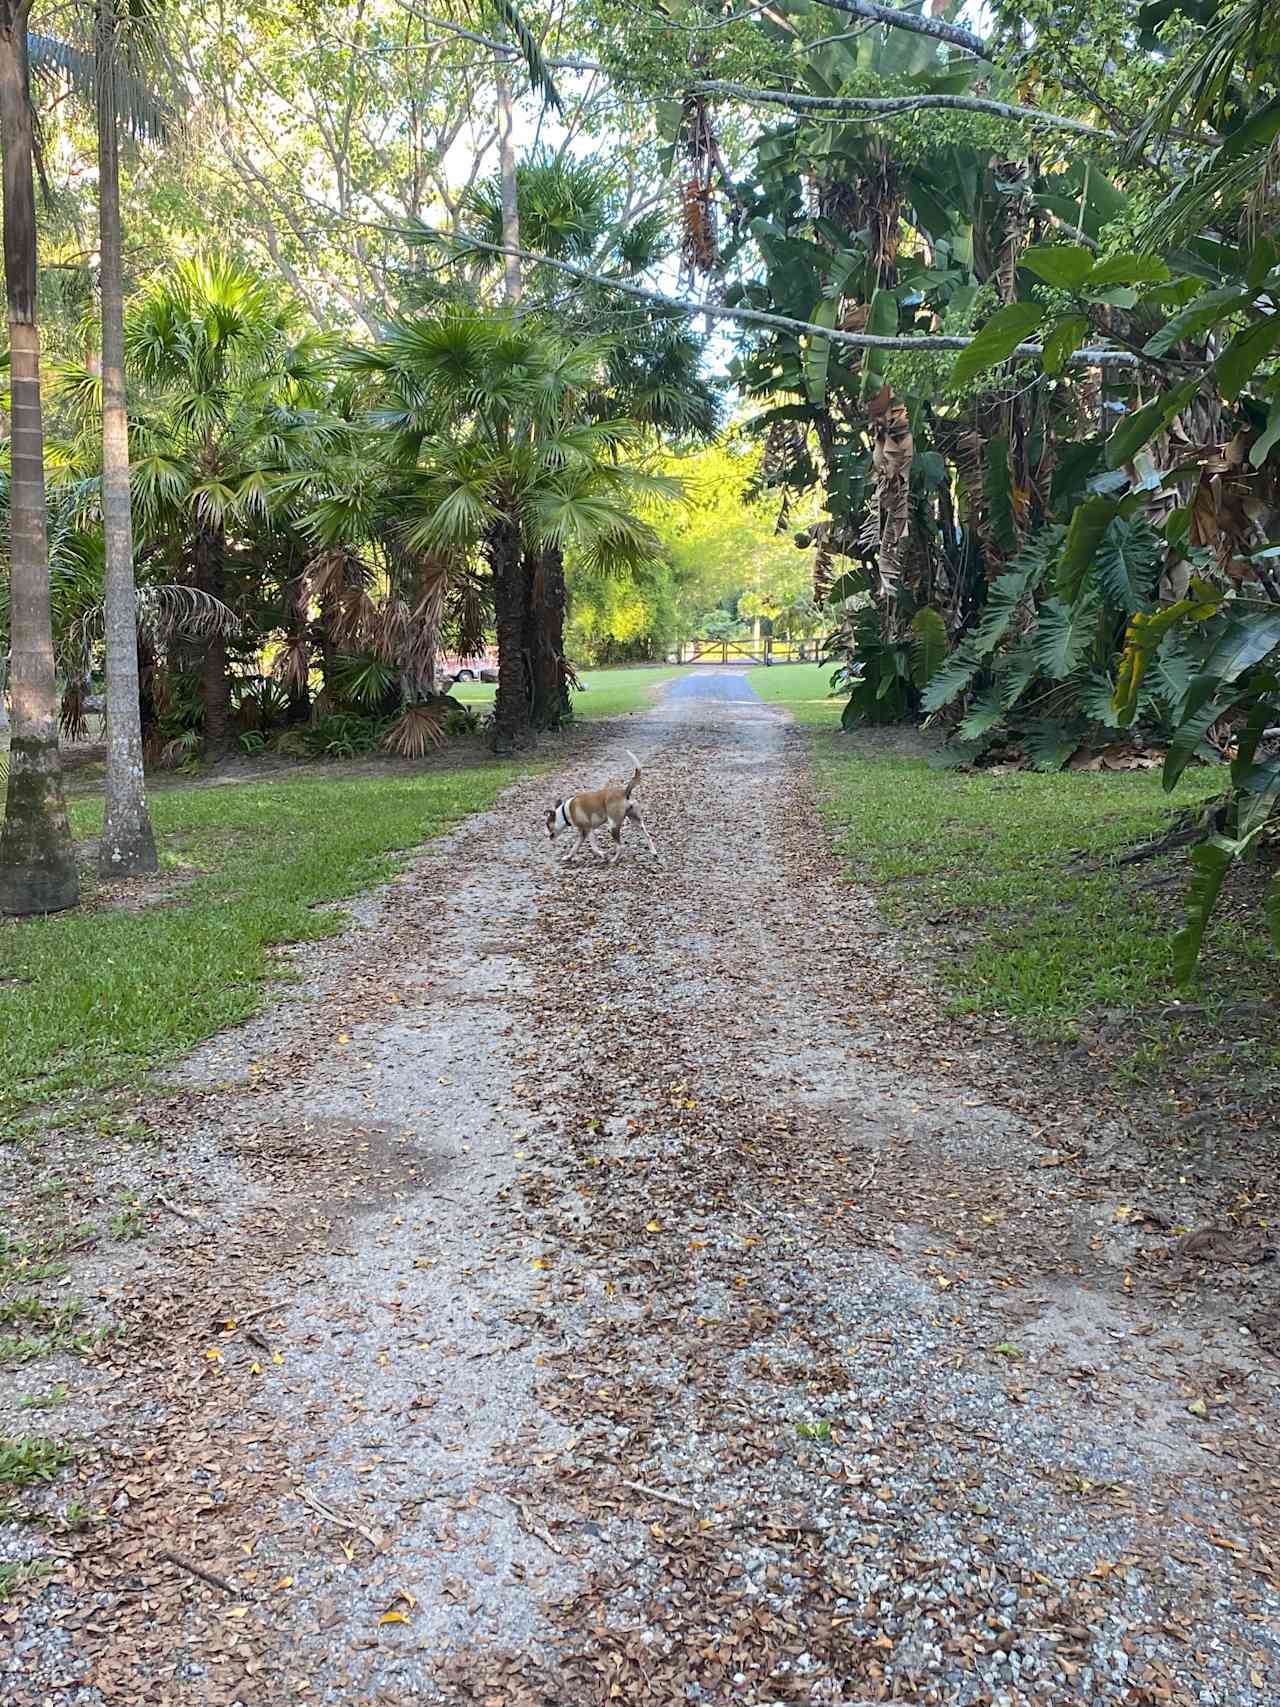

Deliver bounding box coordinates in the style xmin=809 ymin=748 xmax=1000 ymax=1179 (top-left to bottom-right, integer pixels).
xmin=1143 ymin=287 xmax=1251 ymax=356
xmin=1172 ymin=836 xmax=1237 ymax=985
xmin=1019 ymin=245 xmax=1094 ymax=291
xmin=1149 ymin=637 xmax=1196 ymax=723
xmin=1216 ymin=315 xmax=1280 ymax=400
xmin=1057 ymin=495 xmax=1126 ymax=600
xmin=1105 ymin=378 xmax=1201 ymax=469
xmin=1025 ymin=720 xmax=1081 ymax=772
xmin=1163 ymin=691 xmax=1241 ymax=787
xmin=1094 ymin=516 xmax=1161 ymax=614
xmin=957 ymin=683 xmax=1006 ymax=741
xmin=825 ymin=567 xmax=868 ymax=604
xmin=1033 ymin=596 xmax=1097 ymax=679
xmin=998 ymin=644 xmax=1037 ymax=710
xmin=803 ymin=297 xmax=839 ymax=407
xmin=1080 ymin=671 xmax=1124 ymax=728
xmin=920 ymin=641 xmax=983 ymax=712
xmin=972 ymin=570 xmax=1029 ymax=656
xmin=983 ymin=435 xmax=1017 ymax=553
xmin=1085 ymin=253 xmax=1172 ymax=289
xmin=950 ymin=302 xmax=1045 ymax=387
xmin=1236 ymin=755 xmax=1280 ymax=836
xmin=1111 ymin=578 xmax=1223 ymax=723
xmin=860 ymin=288 xmax=899 ymax=401
xmin=909 ymin=607 xmax=947 ymax=688
xmin=1200 ymin=610 xmax=1280 ymax=685
xmin=1250 ymin=398 xmax=1280 ymax=468
xmin=1042 ymin=315 xmax=1089 ymax=378
xmin=1051 ymin=437 xmax=1103 ymax=510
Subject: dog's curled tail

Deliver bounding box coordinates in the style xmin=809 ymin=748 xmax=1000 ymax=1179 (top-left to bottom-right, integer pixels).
xmin=625 ymin=750 xmax=642 ymax=798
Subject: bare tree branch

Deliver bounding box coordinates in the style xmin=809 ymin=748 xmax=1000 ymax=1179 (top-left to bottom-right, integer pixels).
xmin=691 ymin=80 xmax=1120 ymax=142
xmin=430 ymin=235 xmax=1152 ymax=367
xmin=808 ymin=0 xmax=990 ymax=57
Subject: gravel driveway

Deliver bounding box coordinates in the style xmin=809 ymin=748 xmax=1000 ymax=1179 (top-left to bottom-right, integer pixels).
xmin=6 ymin=671 xmax=1280 ymax=1707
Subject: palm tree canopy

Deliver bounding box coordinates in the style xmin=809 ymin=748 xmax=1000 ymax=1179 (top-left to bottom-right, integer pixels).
xmin=321 ymin=309 xmax=678 ymax=573
xmin=114 ymin=256 xmax=338 ymax=534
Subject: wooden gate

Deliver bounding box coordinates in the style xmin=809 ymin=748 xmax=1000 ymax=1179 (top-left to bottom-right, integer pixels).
xmin=673 ymin=639 xmax=826 ymax=666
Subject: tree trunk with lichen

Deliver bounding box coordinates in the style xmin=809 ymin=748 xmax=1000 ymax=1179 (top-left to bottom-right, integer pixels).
xmin=96 ymin=0 xmax=157 ymax=876
xmin=0 ymin=7 xmax=80 ymax=915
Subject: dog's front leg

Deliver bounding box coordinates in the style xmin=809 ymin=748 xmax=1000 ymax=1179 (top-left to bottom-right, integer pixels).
xmin=627 ymin=804 xmax=658 ymax=857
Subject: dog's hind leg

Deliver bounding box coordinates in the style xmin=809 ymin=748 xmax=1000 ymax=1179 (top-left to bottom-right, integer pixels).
xmin=625 ymin=802 xmax=657 ymax=856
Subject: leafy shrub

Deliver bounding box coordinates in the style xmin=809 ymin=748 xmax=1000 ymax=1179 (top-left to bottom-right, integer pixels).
xmin=303 ymin=713 xmax=385 ymax=759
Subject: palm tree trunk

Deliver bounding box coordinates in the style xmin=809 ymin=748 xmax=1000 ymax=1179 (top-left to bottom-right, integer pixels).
xmin=96 ymin=0 xmax=157 ymax=876
xmin=0 ymin=8 xmax=79 ymax=915
xmin=489 ymin=521 xmax=533 ymax=754
xmin=528 ymin=547 xmax=570 ymax=730
xmin=194 ymin=524 xmax=230 ymax=757
xmin=495 ymin=44 xmax=522 ymax=308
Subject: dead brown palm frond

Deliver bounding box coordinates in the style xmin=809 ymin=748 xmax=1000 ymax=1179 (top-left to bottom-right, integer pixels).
xmin=307 ymin=546 xmax=373 ymax=607
xmin=60 ymin=680 xmax=89 ymax=744
xmin=813 ymin=539 xmax=834 ymax=602
xmin=381 ymin=703 xmax=446 ymax=759
xmin=405 ymin=594 xmax=444 ymax=683
xmin=138 ymin=584 xmax=241 ymax=642
xmin=447 ymin=571 xmax=490 ymax=661
xmin=272 ymin=631 xmax=312 ymax=694
xmin=333 ymin=584 xmax=380 ymax=649
xmin=366 ymin=596 xmax=412 ymax=666
xmin=60 ymin=584 xmax=240 ymax=680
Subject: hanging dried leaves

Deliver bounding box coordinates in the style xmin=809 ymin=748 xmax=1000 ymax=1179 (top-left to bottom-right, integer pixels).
xmin=872 ymin=394 xmax=915 ymax=611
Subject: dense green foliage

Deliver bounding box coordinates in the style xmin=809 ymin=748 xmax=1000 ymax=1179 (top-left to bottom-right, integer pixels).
xmin=1 ymin=0 xmax=1278 ymax=978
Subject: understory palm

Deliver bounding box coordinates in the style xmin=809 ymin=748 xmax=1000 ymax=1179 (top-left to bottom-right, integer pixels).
xmin=119 ymin=255 xmax=335 ymax=755
xmin=338 ymin=310 xmax=669 ymax=753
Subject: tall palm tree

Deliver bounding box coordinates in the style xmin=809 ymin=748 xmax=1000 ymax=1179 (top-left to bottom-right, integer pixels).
xmin=459 ymin=158 xmax=719 ymax=726
xmin=124 ymin=256 xmax=332 ymax=756
xmin=344 ymin=311 xmax=671 ymax=754
xmin=0 ymin=1 xmax=79 ymax=914
xmin=95 ymin=0 xmax=166 ymax=873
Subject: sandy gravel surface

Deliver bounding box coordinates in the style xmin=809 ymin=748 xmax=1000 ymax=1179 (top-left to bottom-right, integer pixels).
xmin=5 ymin=671 xmax=1280 ymax=1707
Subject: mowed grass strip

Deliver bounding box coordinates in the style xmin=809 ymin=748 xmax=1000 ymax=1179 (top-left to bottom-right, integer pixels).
xmin=774 ymin=686 xmax=1249 ymax=1034
xmin=451 ymin=662 xmax=688 ymax=720
xmin=0 ymin=764 xmax=522 ymax=1121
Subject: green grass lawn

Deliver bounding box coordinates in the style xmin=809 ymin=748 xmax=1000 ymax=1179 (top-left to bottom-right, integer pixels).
xmin=0 ymin=764 xmax=522 ymax=1124
xmin=450 ymin=663 xmax=688 ymax=720
xmin=749 ymin=661 xmax=844 ymax=719
xmin=793 ymin=720 xmax=1255 ymax=1038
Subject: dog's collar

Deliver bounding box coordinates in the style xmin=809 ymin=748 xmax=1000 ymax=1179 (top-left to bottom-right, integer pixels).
xmin=556 ymin=799 xmax=572 ymax=830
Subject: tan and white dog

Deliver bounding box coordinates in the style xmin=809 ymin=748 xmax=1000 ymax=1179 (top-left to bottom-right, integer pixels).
xmin=546 ymin=750 xmax=657 ymax=864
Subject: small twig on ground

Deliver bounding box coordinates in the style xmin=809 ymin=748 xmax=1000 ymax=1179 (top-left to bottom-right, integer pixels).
xmin=507 ymin=1494 xmax=564 ymax=1554
xmin=298 ymin=1486 xmax=384 ymax=1552
xmin=858 ymin=1156 xmax=878 ymax=1191
xmin=156 ymin=1194 xmax=202 ymax=1225
xmin=622 ymin=1479 xmax=702 ymax=1512
xmin=156 ymin=1550 xmax=240 ymax=1596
